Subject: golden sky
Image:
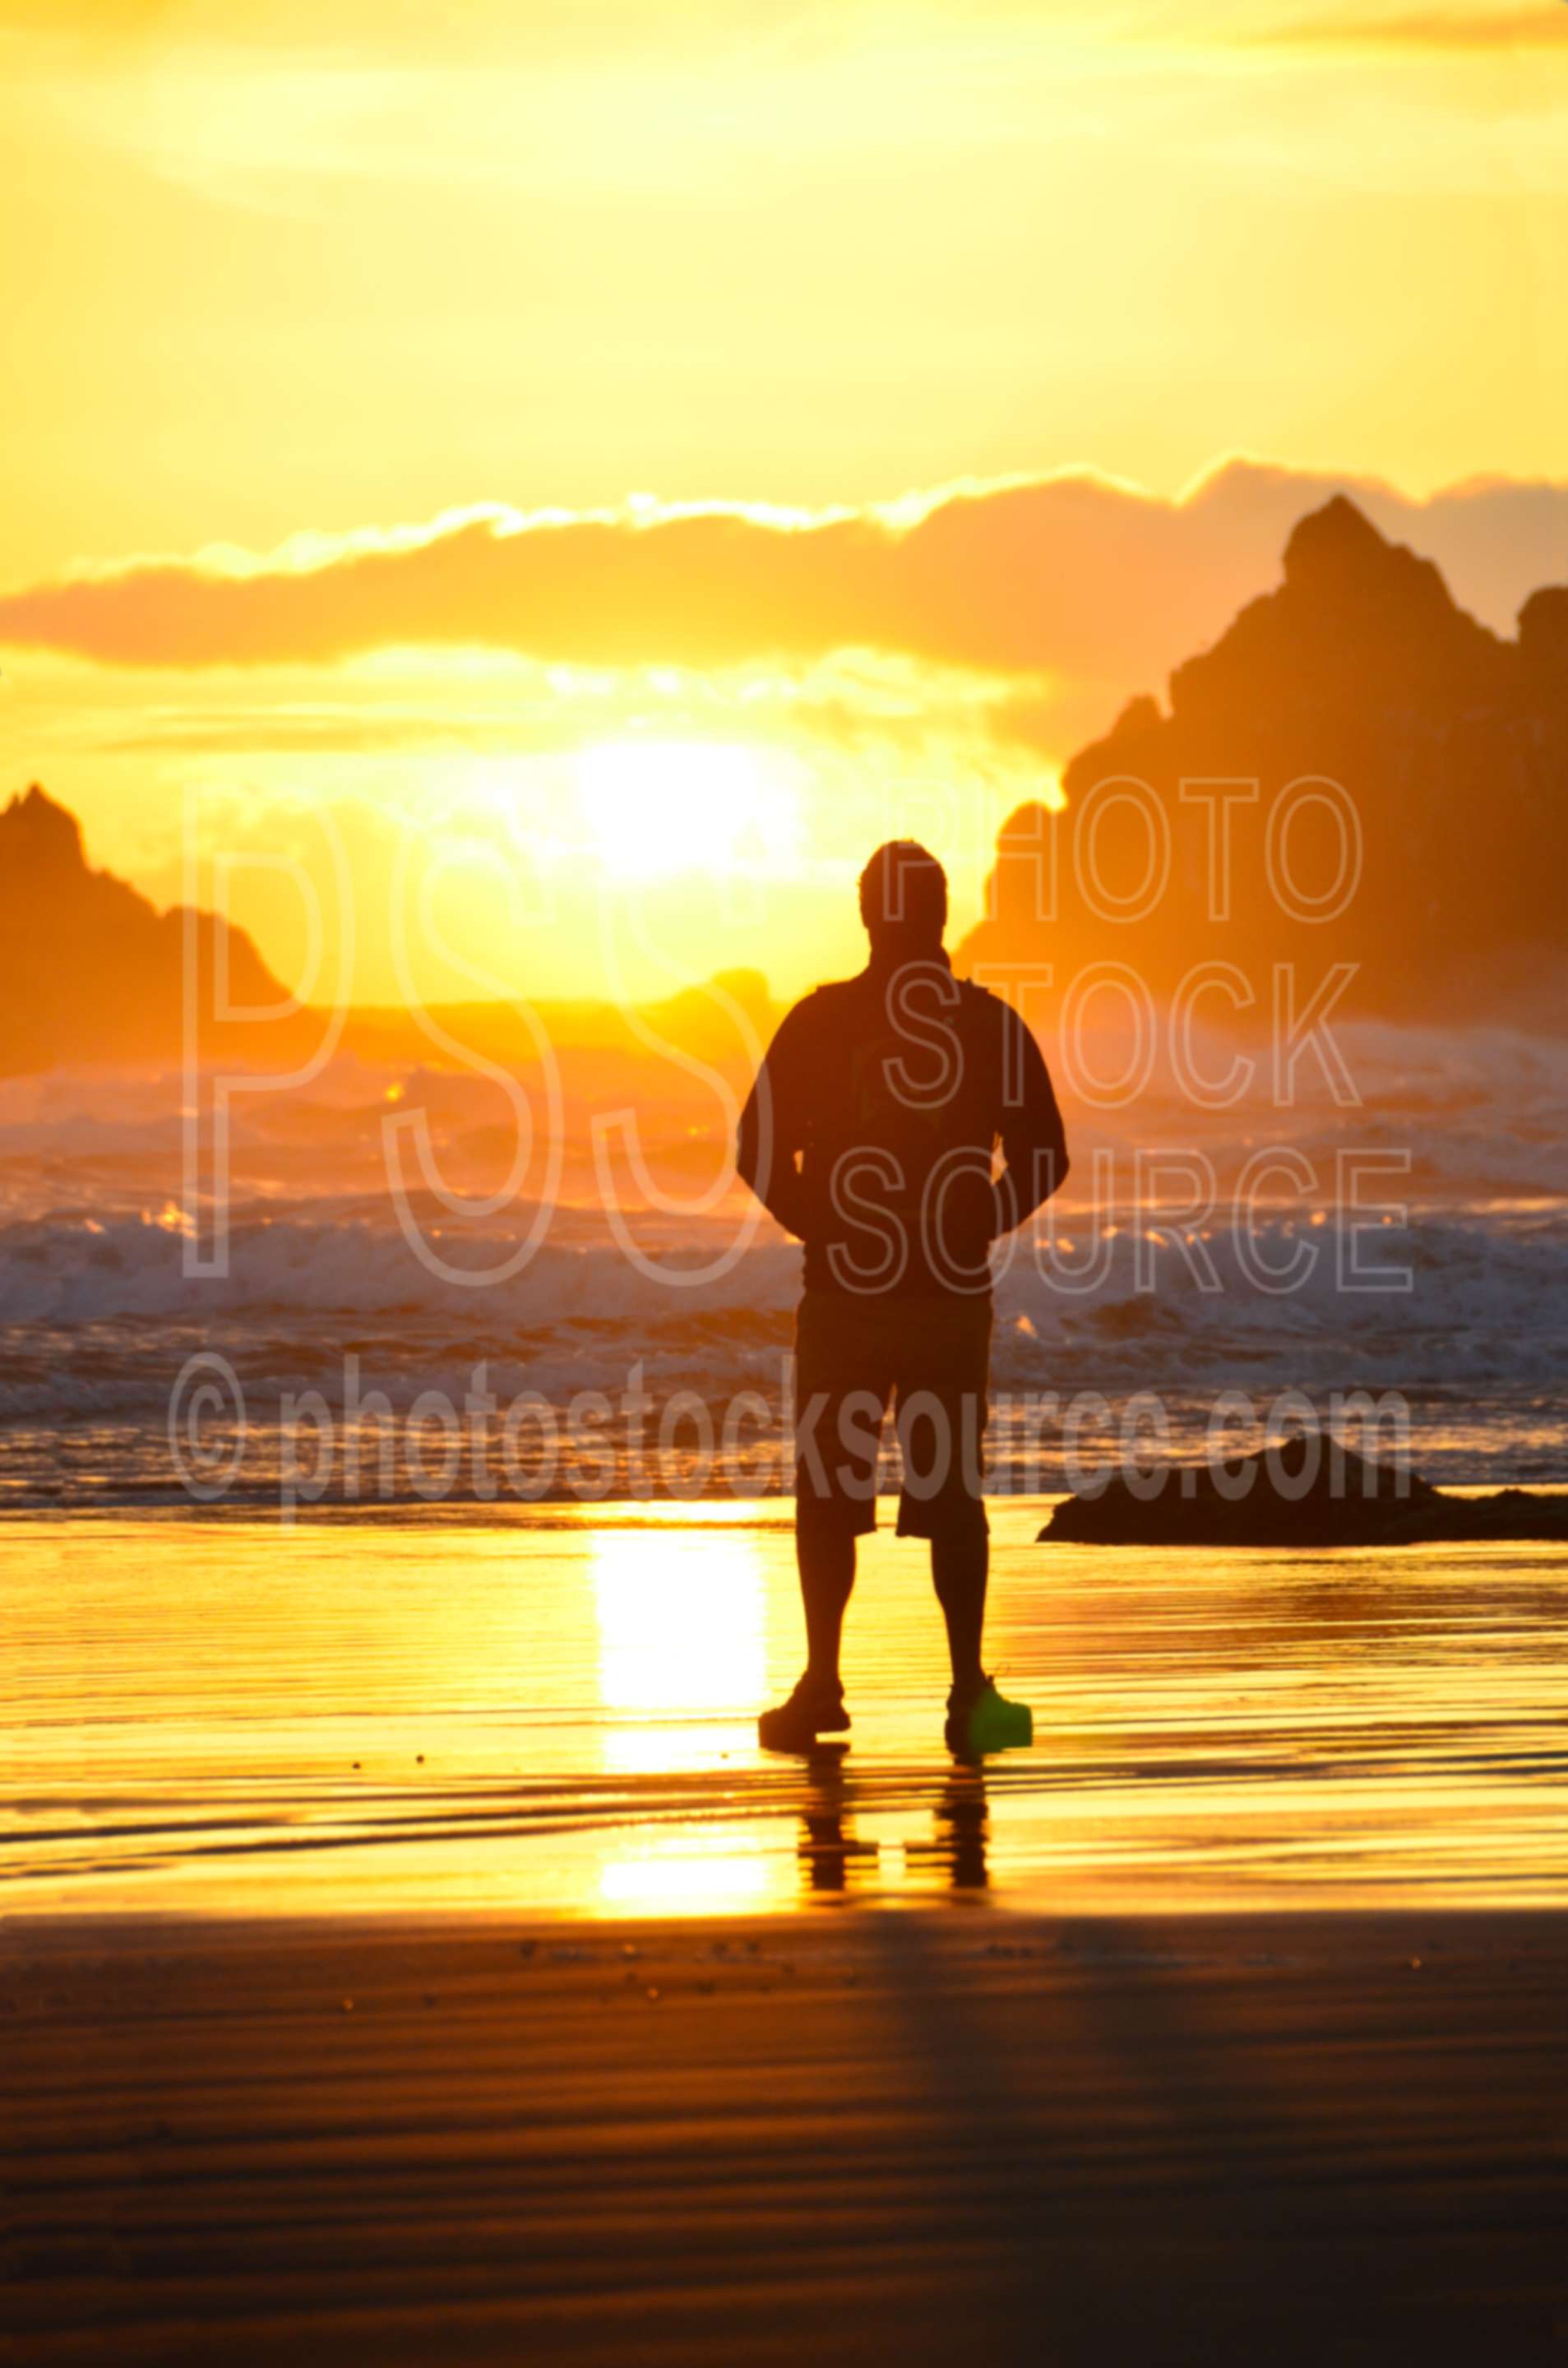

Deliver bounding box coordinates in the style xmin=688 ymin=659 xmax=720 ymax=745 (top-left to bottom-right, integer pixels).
xmin=1 ymin=0 xmax=1564 ymax=1003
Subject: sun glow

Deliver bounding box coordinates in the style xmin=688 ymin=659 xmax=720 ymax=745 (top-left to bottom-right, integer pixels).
xmin=576 ymin=739 xmax=800 ymax=878
xmin=592 ymin=1527 xmax=769 ymax=1777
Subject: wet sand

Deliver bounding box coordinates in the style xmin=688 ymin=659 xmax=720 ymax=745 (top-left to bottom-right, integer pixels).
xmin=8 ymin=1508 xmax=1568 ymax=1917
xmin=7 ymin=1906 xmax=1568 ymax=2366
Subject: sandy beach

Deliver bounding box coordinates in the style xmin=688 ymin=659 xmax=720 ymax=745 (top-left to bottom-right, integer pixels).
xmin=7 ymin=1510 xmax=1568 ymax=2361
xmin=7 ymin=1905 xmax=1568 ymax=2366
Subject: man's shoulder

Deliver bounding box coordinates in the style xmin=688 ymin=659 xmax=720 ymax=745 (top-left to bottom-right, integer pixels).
xmin=784 ymin=969 xmax=1006 ymax=1031
xmin=952 ymin=972 xmax=1013 ymax=1040
xmin=804 ymin=971 xmax=870 ymax=1002
xmin=763 ymin=978 xmax=853 ymax=1072
xmin=781 ymin=974 xmax=867 ymax=1031
xmin=951 ymin=978 xmax=1050 ymax=1099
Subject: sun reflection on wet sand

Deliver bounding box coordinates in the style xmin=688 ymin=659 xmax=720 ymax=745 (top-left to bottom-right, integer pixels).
xmin=597 ymin=1845 xmax=781 ymax=1911
xmin=2 ymin=1504 xmax=1566 ymax=1921
xmin=592 ymin=1524 xmax=767 ymax=1774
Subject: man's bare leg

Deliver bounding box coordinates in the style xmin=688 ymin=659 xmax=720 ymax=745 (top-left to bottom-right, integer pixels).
xmin=758 ymin=1526 xmax=855 ymax=1749
xmin=933 ymin=1528 xmax=1033 ymax=1754
xmin=801 ymin=1526 xmax=856 ymax=1693
xmin=931 ymin=1529 xmax=987 ymax=1696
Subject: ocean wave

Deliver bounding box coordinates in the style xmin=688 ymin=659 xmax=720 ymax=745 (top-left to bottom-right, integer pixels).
xmin=1 ymin=1199 xmax=1564 ymax=1423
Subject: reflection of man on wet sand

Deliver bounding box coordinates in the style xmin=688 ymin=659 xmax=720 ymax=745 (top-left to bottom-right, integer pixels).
xmin=738 ymin=840 xmax=1069 ymax=1758
xmin=797 ymin=1752 xmax=990 ymax=1896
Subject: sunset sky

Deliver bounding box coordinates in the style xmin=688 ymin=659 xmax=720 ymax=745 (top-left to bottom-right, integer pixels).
xmin=2 ymin=0 xmax=1563 ymax=1005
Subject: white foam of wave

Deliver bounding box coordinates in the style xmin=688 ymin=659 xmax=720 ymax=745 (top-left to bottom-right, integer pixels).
xmin=1 ymin=1198 xmax=1565 ymax=1424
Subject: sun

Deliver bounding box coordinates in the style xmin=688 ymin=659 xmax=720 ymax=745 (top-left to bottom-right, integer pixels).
xmin=576 ymin=738 xmax=799 ymax=878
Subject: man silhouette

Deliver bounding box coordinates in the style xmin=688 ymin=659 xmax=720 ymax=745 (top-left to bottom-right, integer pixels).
xmin=737 ymin=840 xmax=1069 ymax=1756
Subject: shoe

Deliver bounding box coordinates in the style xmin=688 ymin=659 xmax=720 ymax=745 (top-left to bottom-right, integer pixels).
xmin=759 ymin=1675 xmax=850 ymax=1752
xmin=945 ymin=1675 xmax=1033 ymax=1757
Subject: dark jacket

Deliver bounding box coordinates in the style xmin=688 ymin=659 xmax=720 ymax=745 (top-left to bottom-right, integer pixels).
xmin=736 ymin=950 xmax=1069 ymax=1296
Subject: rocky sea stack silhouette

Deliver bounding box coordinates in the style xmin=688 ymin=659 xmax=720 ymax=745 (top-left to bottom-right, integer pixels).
xmin=0 ymin=784 xmax=295 ymax=1075
xmin=0 ymin=781 xmax=779 ymax=1083
xmin=960 ymin=496 xmax=1568 ymax=1024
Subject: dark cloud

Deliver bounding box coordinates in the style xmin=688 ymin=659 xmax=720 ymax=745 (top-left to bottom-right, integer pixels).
xmin=1 ymin=465 xmax=1563 ymax=723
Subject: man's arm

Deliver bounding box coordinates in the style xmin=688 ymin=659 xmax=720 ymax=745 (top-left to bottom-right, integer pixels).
xmin=736 ymin=1005 xmax=812 ymax=1241
xmin=992 ymin=1003 xmax=1070 ymax=1236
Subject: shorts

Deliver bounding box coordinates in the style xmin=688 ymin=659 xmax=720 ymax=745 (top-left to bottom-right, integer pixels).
xmin=793 ymin=1287 xmax=992 ymax=1545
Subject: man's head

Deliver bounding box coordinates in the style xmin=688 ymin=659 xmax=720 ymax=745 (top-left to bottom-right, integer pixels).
xmin=858 ymin=839 xmax=948 ymax=957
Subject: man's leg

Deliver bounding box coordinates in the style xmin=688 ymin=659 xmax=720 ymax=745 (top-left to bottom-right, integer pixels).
xmin=935 ymin=1519 xmax=1029 ymax=1752
xmin=760 ymin=1297 xmax=881 ymax=1750
xmin=800 ymin=1523 xmax=857 ymax=1693
xmin=930 ymin=1526 xmax=987 ymax=1695
xmin=896 ymin=1344 xmax=990 ymax=1693
xmin=902 ymin=1318 xmax=1031 ymax=1754
xmin=759 ymin=1515 xmax=857 ymax=1747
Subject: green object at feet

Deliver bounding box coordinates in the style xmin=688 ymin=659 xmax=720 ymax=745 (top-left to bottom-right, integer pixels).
xmin=945 ymin=1676 xmax=1033 ymax=1758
